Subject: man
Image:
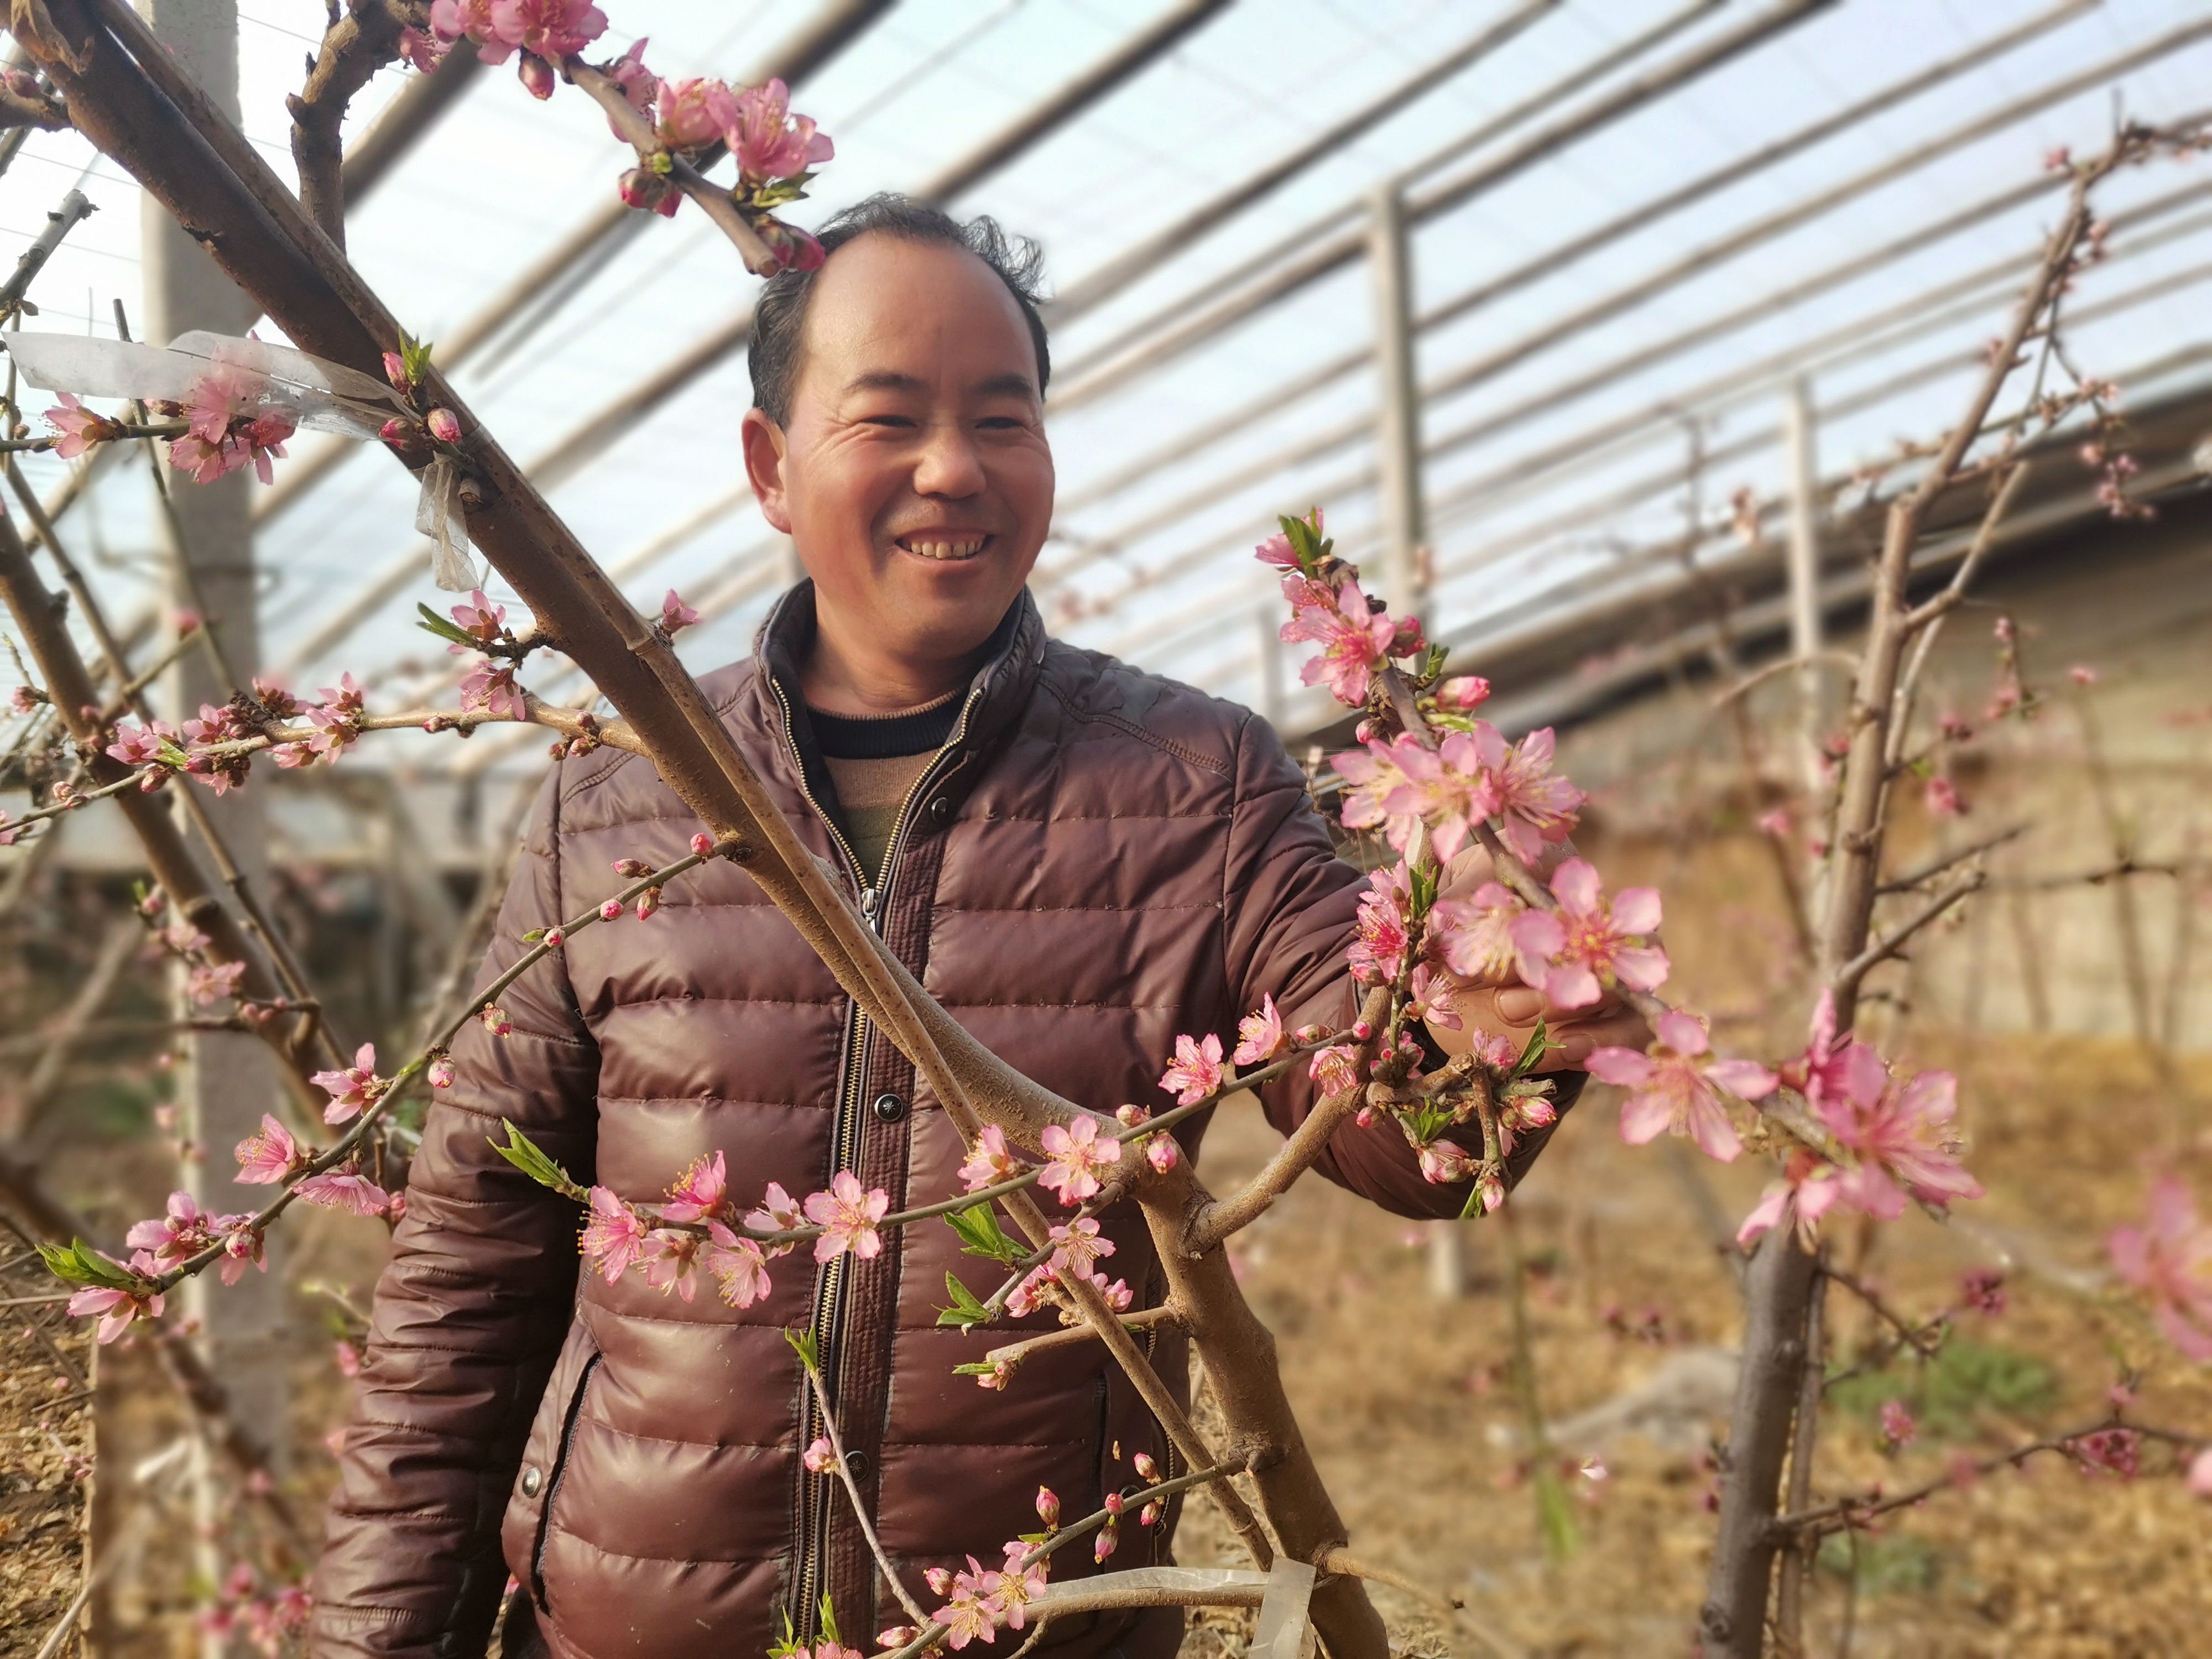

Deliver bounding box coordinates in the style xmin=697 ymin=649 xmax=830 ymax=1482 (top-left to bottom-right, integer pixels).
xmin=311 ymin=196 xmax=1644 ymax=1659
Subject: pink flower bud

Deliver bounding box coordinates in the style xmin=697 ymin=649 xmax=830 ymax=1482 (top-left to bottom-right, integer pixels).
xmin=1093 ymin=1525 xmax=1118 ymax=1563
xmin=1104 ymin=1491 xmax=1124 ymax=1516
xmin=2069 ymin=663 xmax=2098 ymax=687
xmin=1145 ymin=1136 xmax=1178 ymax=1174
xmin=382 ymin=351 xmax=409 ymax=392
xmin=1035 ymin=1486 xmax=1059 ymax=1527
xmin=618 ymin=167 xmax=671 ymax=215
xmin=613 ymin=858 xmax=653 ymax=877
xmin=924 ymin=1567 xmax=953 ymax=1596
xmin=426 ymin=408 xmax=461 ymax=445
xmin=481 ymin=1006 xmax=513 ymax=1038
xmin=378 ymin=416 xmax=423 ymax=452
xmin=690 ymin=832 xmax=714 ymax=858
xmin=1436 ymin=675 xmax=1491 ymax=710
xmin=427 ymin=1058 xmax=455 ymax=1089
xmin=878 ymin=1630 xmax=916 ymax=1650
xmin=1114 ymin=1103 xmax=1149 ymax=1127
xmin=636 ymin=886 xmax=662 ymax=920
xmin=517 ymin=51 xmax=556 ymax=100
xmin=1352 ymin=1020 xmax=1373 ymax=1041
xmin=1133 ymin=1452 xmax=1157 ymax=1481
xmin=802 ymin=1435 xmax=838 ymax=1474
xmin=600 ymin=899 xmax=623 ymax=921
xmin=1140 ymin=1501 xmax=1162 ymax=1526
xmin=1355 ymin=1107 xmax=1374 ymax=1128
xmin=542 ymin=927 xmax=565 ymax=950
xmin=1292 ymin=1024 xmax=1326 ymax=1045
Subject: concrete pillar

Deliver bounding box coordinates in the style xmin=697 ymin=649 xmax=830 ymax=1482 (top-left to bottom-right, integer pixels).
xmin=1368 ymin=185 xmax=1426 ymax=622
xmin=1782 ymin=377 xmax=1826 ymax=772
xmin=134 ymin=0 xmax=289 ymax=1612
xmin=1254 ymin=603 xmax=1282 ymax=729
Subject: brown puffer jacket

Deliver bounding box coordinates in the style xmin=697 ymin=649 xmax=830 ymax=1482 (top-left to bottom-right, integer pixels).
xmin=311 ymin=587 xmax=1573 ymax=1659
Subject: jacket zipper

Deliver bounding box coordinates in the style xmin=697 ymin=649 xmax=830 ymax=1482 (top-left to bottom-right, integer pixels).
xmin=531 ymin=1353 xmax=602 ymax=1611
xmin=773 ymin=675 xmax=986 ymax=1641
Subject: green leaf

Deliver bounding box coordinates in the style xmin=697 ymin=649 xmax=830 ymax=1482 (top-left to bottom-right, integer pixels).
xmin=38 ymin=1238 xmax=143 ymax=1290
xmin=1510 ymin=1019 xmax=1552 ymax=1080
xmin=397 ymin=329 xmax=435 ymax=387
xmin=935 ymin=1271 xmax=993 ymax=1329
xmin=767 ymin=1611 xmax=805 ymax=1659
xmin=783 ymin=1326 xmax=822 ymax=1372
xmin=415 ymin=601 xmax=479 ymax=650
xmin=817 ymin=1595 xmax=842 ymax=1646
xmin=486 ymin=1121 xmax=578 ymax=1195
xmin=952 ymin=1360 xmax=1001 ymax=1377
xmin=945 ymin=1201 xmax=1024 ymax=1264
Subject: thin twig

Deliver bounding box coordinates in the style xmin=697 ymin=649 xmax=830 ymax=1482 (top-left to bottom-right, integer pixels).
xmin=1829 ymin=871 xmax=1983 ymax=1004
xmin=1875 ymin=822 xmax=2030 ymax=895
xmin=796 ymin=1353 xmax=930 ymax=1625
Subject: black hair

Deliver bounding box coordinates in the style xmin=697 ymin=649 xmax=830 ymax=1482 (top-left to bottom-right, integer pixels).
xmin=748 ymin=193 xmax=1051 ymax=425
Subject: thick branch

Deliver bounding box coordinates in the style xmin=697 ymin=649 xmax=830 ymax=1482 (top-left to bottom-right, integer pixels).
xmin=286 ymin=0 xmax=414 ymax=246
xmin=566 ymin=59 xmax=778 ymax=275
xmin=1184 ymin=985 xmax=1389 ymax=1253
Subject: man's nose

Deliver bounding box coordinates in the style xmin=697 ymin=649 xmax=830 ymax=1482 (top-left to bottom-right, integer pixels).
xmin=912 ymin=418 xmax=986 ymax=498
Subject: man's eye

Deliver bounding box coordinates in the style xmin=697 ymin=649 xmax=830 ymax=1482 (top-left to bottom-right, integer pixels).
xmin=976 ymin=417 xmax=1024 ymax=431
xmin=860 ymin=413 xmax=915 ymax=429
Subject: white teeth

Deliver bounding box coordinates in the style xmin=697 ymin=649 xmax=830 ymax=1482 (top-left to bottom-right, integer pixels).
xmin=904 ymin=537 xmax=985 ymax=561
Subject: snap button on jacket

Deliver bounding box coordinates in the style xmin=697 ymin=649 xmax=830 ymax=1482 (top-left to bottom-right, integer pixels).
xmin=310 ymin=589 xmax=1568 ymax=1659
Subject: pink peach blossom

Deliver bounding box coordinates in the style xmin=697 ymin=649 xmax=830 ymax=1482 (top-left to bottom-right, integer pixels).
xmin=126 ymin=1190 xmax=218 ymax=1269
xmin=1281 ymin=577 xmax=1397 ymax=707
xmin=1347 ymin=862 xmax=1415 ymax=985
xmin=1336 ymin=730 xmax=1500 ymax=864
xmin=727 ymin=77 xmax=833 ymax=182
xmin=743 ymin=1180 xmax=805 ymax=1252
xmin=1813 ymin=1055 xmax=1983 ymax=1220
xmin=293 ymin=1168 xmax=393 ymax=1216
xmin=488 ymin=0 xmax=606 ymax=60
xmin=1232 ymin=994 xmax=1285 ymax=1066
xmin=1416 ymin=1138 xmax=1475 ymax=1185
xmin=311 ymin=1041 xmax=380 ymax=1125
xmin=580 ymin=1186 xmax=646 ymax=1282
xmin=70 ymin=1281 xmax=164 ymax=1344
xmin=1429 ymin=880 xmax=1521 ymax=980
xmin=1507 ymin=859 xmax=1667 ymax=1010
xmin=234 ymin=1114 xmax=301 ymax=1185
xmin=660 ymin=1149 xmax=727 ymax=1223
xmin=1479 ymin=724 xmax=1583 ymax=863
xmin=1157 ymin=1032 xmax=1224 ymax=1105
xmin=1587 ymin=1010 xmax=1775 ymax=1164
xmin=43 ymin=392 xmax=113 ymax=460
xmin=703 ymin=1222 xmax=773 ymax=1307
xmin=656 ymin=76 xmax=737 ymax=148
xmin=804 ymin=1170 xmax=890 ymax=1263
xmin=640 ymin=1228 xmax=701 ymax=1300
xmin=958 ymin=1124 xmax=1023 ymax=1192
xmin=660 ymin=589 xmax=700 ymax=632
xmin=1039 ymin=1116 xmax=1120 ymax=1204
xmin=1308 ymin=1044 xmax=1359 ymax=1099
xmin=2107 ymin=1177 xmax=2212 ymax=1362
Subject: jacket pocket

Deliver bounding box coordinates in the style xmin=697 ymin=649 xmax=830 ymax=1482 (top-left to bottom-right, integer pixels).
xmin=499 ymin=1319 xmax=601 ymax=1611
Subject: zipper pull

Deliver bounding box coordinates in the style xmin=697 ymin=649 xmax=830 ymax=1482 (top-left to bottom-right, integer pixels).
xmin=860 ymin=885 xmax=878 ymax=922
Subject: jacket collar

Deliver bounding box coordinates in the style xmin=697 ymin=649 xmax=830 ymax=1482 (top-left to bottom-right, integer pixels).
xmin=745 ymin=580 xmax=1046 ymax=801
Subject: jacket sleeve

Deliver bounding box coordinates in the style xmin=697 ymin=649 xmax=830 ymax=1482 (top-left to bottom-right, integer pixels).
xmin=1220 ymin=712 xmax=1579 ymax=1219
xmin=312 ymin=763 xmax=599 ymax=1658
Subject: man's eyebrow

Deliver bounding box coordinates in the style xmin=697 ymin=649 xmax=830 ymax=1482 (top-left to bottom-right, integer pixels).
xmin=971 ymin=372 xmax=1039 ymax=400
xmin=843 ymin=371 xmax=928 ymax=394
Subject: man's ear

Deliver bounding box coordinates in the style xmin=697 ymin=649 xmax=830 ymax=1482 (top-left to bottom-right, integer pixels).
xmin=741 ymin=407 xmax=792 ymax=534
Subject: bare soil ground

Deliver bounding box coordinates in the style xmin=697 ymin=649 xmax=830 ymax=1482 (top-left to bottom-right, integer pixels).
xmin=1175 ymin=1029 xmax=2212 ymax=1658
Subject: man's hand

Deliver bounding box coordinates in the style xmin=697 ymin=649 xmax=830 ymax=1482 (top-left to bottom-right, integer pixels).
xmin=1420 ymin=841 xmax=1652 ymax=1072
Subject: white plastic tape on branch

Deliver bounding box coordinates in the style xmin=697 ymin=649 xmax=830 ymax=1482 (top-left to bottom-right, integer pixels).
xmin=1 ymin=330 xmax=487 ymax=591
xmin=1035 ymin=1560 xmax=1316 ymax=1657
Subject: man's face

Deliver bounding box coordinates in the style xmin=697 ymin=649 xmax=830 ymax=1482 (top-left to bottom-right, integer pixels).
xmin=742 ymin=234 xmax=1053 ymax=675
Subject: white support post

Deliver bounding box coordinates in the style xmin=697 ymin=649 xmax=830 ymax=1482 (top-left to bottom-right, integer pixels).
xmin=1782 ymin=376 xmax=1825 ymax=780
xmin=135 ymin=4 xmax=286 ymax=1639
xmin=1368 ymin=185 xmax=1426 ymax=622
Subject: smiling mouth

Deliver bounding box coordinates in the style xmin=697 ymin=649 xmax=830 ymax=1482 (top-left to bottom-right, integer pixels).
xmin=896 ymin=533 xmax=992 ymax=562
